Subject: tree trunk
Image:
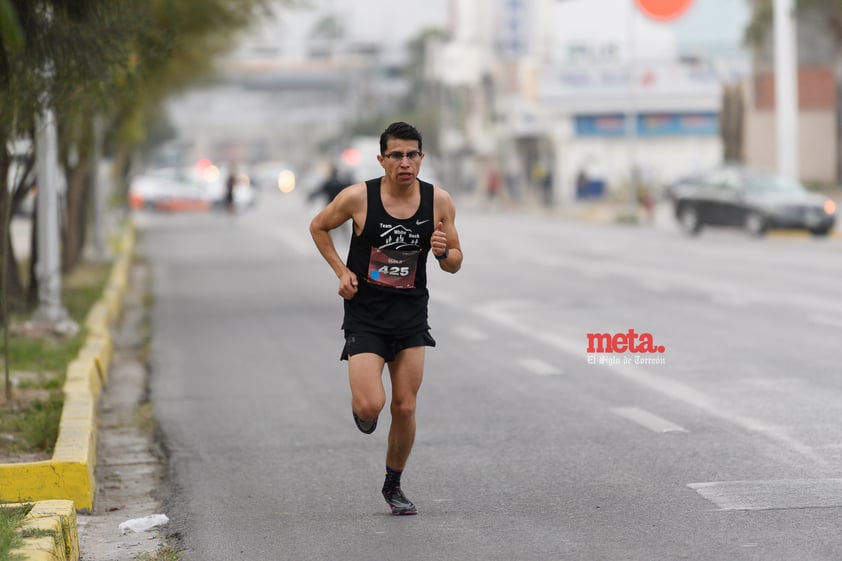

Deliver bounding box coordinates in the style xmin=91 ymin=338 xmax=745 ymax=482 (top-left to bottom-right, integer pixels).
xmin=27 ymin=205 xmax=38 ymax=310
xmin=111 ymin=141 xmax=134 ymax=203
xmin=721 ymin=83 xmax=745 ymax=164
xmin=0 ymin=142 xmax=26 ymax=319
xmin=61 ymin=162 xmax=90 ymax=272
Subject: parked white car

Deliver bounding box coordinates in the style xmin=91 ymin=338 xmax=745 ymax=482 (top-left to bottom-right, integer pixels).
xmin=129 ymin=164 xmax=256 ymax=212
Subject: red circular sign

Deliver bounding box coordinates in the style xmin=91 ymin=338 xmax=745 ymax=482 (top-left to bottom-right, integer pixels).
xmin=635 ymin=0 xmax=693 ymax=21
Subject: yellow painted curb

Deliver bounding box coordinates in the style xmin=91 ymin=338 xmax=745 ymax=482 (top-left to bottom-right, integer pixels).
xmin=83 ymin=301 xmax=110 ymax=336
xmin=78 ymin=334 xmax=113 ymax=386
xmin=64 ymin=357 xmax=102 ymax=401
xmin=4 ymin=500 xmax=79 ymax=561
xmin=0 ymin=219 xmax=134 ymax=512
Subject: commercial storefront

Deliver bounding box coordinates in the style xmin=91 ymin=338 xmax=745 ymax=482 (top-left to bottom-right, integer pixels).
xmin=529 ymin=59 xmax=733 ymax=203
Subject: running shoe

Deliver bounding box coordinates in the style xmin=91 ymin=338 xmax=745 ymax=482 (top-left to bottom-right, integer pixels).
xmin=352 ymin=410 xmax=377 ymax=434
xmin=382 ymin=486 xmax=417 ymax=516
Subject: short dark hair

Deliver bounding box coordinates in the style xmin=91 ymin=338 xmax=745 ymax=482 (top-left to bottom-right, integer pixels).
xmin=380 ymin=122 xmax=423 ymax=154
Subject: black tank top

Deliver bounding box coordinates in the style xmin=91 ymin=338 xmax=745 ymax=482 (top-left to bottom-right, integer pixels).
xmin=342 ymin=178 xmax=435 ymax=335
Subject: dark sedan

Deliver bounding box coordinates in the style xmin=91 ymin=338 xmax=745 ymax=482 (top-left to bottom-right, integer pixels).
xmin=671 ymin=166 xmax=837 ymax=236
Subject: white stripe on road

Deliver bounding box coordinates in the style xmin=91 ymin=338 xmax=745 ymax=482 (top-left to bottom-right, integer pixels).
xmin=688 ymin=479 xmax=842 ymax=511
xmin=709 ymin=291 xmax=755 ymax=308
xmin=452 ymin=326 xmax=488 ymax=341
xmin=517 ymin=357 xmax=562 ymax=376
xmin=612 ymin=406 xmax=688 ymax=434
xmin=250 ymin=220 xmax=312 ymax=256
xmin=473 ymin=299 xmax=825 ymax=467
xmin=638 ymin=279 xmax=671 ymax=292
xmin=429 ymin=288 xmax=460 ymax=305
xmin=808 ymin=314 xmax=842 ymax=329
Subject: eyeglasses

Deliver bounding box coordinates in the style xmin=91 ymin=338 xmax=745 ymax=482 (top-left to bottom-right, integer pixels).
xmin=383 ymin=150 xmax=423 ymax=162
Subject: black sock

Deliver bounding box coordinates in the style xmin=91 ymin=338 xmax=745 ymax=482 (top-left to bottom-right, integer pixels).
xmin=383 ymin=465 xmax=402 ymax=492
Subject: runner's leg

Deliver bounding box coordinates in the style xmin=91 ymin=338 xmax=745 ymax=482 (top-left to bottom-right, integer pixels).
xmin=385 ymin=346 xmax=425 ymax=469
xmin=348 ymin=352 xmax=387 ymax=422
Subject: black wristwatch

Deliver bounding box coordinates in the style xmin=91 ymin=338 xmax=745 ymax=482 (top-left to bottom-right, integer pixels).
xmin=435 ymin=247 xmax=449 ymax=260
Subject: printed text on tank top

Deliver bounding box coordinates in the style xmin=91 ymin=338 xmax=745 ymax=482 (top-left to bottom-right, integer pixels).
xmin=366 ymin=181 xmax=426 ymax=290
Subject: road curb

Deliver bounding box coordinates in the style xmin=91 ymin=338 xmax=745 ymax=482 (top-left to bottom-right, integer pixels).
xmin=2 ymin=500 xmax=79 ymax=561
xmin=1 ymin=219 xmax=134 ymax=561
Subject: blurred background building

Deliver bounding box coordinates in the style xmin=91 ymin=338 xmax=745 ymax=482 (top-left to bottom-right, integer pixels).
xmin=745 ymin=4 xmax=839 ymax=185
xmin=159 ymin=0 xmax=842 ymax=204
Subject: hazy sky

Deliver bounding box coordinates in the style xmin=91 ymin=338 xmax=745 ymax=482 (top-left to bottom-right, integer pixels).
xmin=550 ymin=0 xmax=752 ymax=62
xmin=244 ymin=0 xmax=752 ymax=59
xmin=248 ymin=0 xmax=451 ymax=58
xmin=673 ymin=0 xmax=752 ymax=54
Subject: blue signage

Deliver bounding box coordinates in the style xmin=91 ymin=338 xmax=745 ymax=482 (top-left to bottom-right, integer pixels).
xmin=575 ymin=112 xmax=718 ymax=137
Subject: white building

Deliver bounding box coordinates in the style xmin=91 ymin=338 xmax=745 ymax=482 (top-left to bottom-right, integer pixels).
xmin=436 ymin=0 xmax=750 ymax=203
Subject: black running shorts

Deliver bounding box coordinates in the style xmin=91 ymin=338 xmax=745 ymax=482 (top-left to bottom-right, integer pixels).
xmin=341 ymin=330 xmax=436 ymax=362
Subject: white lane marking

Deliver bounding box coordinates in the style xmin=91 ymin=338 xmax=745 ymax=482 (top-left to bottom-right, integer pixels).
xmin=249 ymin=220 xmax=312 ymax=256
xmin=612 ymin=406 xmax=688 ymax=433
xmin=808 ymin=314 xmax=842 ymax=329
xmin=453 ymin=326 xmax=488 ymax=341
xmin=688 ymin=478 xmax=842 ymax=511
xmin=474 ymin=299 xmax=825 ymax=467
xmin=517 ymin=357 xmax=562 ymax=376
xmin=709 ymin=288 xmax=763 ymax=307
xmin=574 ymin=256 xmax=842 ymax=317
xmin=639 ymin=280 xmax=670 ymax=292
xmin=429 ymin=289 xmax=460 ymax=305
xmin=580 ymin=269 xmax=608 ymax=280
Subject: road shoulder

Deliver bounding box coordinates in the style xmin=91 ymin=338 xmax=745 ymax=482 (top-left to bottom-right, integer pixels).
xmin=76 ymin=259 xmax=170 ymax=560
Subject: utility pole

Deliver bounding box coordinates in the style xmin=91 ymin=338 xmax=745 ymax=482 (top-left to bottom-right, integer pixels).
xmin=626 ymin=1 xmax=640 ymax=218
xmin=773 ymin=0 xmax=799 ymax=178
xmin=85 ymin=113 xmax=111 ymax=262
xmin=33 ymin=105 xmax=75 ymax=333
xmin=31 ymin=4 xmax=75 ymax=333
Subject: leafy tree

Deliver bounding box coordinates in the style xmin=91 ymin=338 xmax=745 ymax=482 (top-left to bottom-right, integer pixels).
xmin=745 ymin=0 xmax=842 ymax=48
xmin=0 ymin=0 xmax=275 ymax=401
xmin=1 ymin=0 xmax=274 ymax=288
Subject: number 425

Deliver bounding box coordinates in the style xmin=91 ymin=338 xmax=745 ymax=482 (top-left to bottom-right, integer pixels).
xmin=379 ymin=265 xmax=409 ymax=277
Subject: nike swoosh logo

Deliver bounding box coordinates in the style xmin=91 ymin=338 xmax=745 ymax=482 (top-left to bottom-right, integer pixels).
xmin=416 ymin=219 xmax=430 ymax=225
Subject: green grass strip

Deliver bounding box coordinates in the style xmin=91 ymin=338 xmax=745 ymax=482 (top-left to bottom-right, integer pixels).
xmin=0 ymin=503 xmax=33 ymax=561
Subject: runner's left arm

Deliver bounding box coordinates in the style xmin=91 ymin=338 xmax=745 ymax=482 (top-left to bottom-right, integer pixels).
xmin=431 ymin=188 xmax=462 ymax=274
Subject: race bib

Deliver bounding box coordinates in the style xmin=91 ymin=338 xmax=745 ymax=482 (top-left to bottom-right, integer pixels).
xmin=367 ymin=247 xmax=419 ymax=289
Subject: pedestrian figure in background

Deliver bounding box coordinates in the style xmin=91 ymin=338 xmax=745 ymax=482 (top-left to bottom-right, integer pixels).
xmin=638 ymin=186 xmax=656 ymax=224
xmin=486 ymin=162 xmax=503 ymax=204
xmin=309 ymin=122 xmax=463 ymax=516
xmin=504 ymin=155 xmax=521 ymax=202
xmin=532 ymin=162 xmax=553 ymax=207
xmin=309 ymin=164 xmax=351 ymax=240
xmin=307 ymin=164 xmax=348 ymax=206
xmin=224 ymin=168 xmax=237 ymax=214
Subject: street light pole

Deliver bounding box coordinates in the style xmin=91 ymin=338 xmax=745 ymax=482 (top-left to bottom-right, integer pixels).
xmin=33 ymin=105 xmax=72 ymax=327
xmin=626 ymin=1 xmax=639 ymax=218
xmin=773 ymin=0 xmax=799 ymax=178
xmin=86 ymin=113 xmax=111 ymax=262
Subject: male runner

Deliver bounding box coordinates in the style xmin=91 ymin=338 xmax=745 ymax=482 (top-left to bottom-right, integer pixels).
xmin=309 ymin=122 xmax=463 ymax=515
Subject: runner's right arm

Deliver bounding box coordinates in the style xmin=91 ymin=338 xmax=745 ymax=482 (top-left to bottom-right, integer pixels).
xmin=309 ymin=183 xmax=364 ymax=299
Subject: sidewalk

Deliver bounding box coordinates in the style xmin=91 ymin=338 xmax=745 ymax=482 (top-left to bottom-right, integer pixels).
xmin=75 ymin=259 xmax=169 ymax=559
xmin=4 ymin=218 xmax=170 ymax=560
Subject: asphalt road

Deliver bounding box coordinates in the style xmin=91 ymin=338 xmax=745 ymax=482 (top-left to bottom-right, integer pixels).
xmin=141 ymin=188 xmax=842 ymax=561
